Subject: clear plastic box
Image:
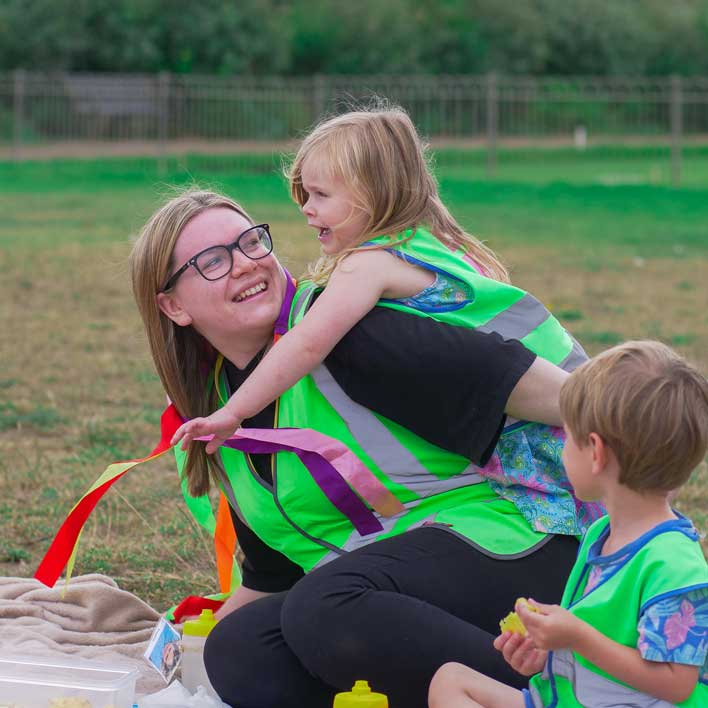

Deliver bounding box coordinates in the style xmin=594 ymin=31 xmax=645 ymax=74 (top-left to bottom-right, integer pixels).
xmin=0 ymin=654 xmax=138 ymax=708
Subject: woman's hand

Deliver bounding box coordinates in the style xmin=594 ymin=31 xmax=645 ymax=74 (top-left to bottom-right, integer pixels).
xmin=215 ymin=586 xmax=273 ymax=621
xmin=171 ymin=407 xmax=243 ymax=454
xmin=517 ymin=599 xmax=587 ymax=652
xmin=494 ymin=631 xmax=547 ymax=676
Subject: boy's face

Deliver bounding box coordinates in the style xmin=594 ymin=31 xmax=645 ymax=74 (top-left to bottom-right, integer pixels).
xmin=562 ymin=425 xmax=601 ymax=501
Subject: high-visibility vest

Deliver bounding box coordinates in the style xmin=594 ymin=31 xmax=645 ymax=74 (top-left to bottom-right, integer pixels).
xmin=175 ymin=227 xmax=588 ymax=570
xmin=366 ymin=226 xmax=585 ymax=371
xmin=528 ymin=515 xmax=708 ymax=708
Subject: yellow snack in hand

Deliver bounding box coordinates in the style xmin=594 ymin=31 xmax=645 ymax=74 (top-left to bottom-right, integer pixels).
xmin=499 ymin=598 xmax=538 ymax=636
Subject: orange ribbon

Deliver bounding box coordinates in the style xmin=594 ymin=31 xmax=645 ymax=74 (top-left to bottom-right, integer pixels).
xmin=34 ymin=404 xmax=237 ymax=592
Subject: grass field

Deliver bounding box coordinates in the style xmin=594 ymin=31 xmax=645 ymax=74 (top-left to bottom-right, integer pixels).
xmin=1 ymin=146 xmax=706 ymax=610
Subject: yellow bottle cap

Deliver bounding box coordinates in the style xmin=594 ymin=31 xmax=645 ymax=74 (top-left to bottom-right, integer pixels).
xmin=182 ymin=609 xmax=217 ymax=637
xmin=333 ymin=680 xmax=388 ymax=708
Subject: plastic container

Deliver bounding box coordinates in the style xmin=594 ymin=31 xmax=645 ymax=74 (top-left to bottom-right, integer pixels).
xmin=333 ymin=680 xmax=389 ymax=707
xmin=181 ymin=608 xmax=218 ymax=697
xmin=0 ymin=654 xmax=138 ymax=708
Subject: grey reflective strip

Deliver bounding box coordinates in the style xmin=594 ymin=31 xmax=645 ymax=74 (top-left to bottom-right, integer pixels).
xmin=216 ymin=467 xmax=248 ymax=526
xmin=477 ymin=293 xmax=550 ymax=341
xmin=311 ymin=502 xmax=434 ymax=569
xmin=311 ymin=364 xmax=483 ymax=498
xmin=291 ymin=284 xmax=317 ymax=324
xmin=541 ymin=649 xmax=677 ymax=708
xmin=558 ymin=336 xmax=588 ymax=372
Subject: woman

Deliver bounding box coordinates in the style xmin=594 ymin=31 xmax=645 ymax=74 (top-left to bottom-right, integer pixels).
xmin=131 ymin=190 xmax=583 ymax=708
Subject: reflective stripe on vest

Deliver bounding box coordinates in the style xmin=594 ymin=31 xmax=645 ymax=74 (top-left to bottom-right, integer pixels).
xmin=477 ymin=292 xmax=550 ymax=341
xmin=367 ymin=228 xmax=585 ymax=370
xmin=310 ymin=364 xmax=484 ymax=498
xmin=559 ymin=335 xmax=588 ymax=372
xmin=529 ymin=648 xmax=677 ymax=708
xmin=310 ymin=505 xmax=438 ymax=570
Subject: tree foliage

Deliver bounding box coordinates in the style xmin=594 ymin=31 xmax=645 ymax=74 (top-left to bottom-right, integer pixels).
xmin=1 ymin=0 xmax=707 ymax=75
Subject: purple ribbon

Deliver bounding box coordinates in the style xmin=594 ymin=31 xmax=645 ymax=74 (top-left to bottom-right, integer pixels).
xmin=274 ymin=268 xmax=297 ymax=338
xmin=222 ymin=436 xmax=383 ymax=536
xmin=194 ymin=269 xmax=399 ymax=537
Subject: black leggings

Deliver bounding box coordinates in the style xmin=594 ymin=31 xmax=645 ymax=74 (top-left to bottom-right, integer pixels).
xmin=204 ymin=528 xmax=578 ymax=708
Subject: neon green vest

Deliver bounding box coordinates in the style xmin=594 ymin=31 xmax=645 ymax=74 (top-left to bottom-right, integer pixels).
xmin=529 ymin=516 xmax=708 ymax=707
xmin=177 ymin=228 xmax=584 ymax=572
xmin=366 ymin=227 xmax=585 ymax=371
xmin=176 ymin=289 xmax=560 ymax=572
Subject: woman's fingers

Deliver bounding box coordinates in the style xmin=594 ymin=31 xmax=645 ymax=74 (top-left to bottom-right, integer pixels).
xmin=170 ymin=423 xmax=189 ymax=446
xmin=171 ymin=419 xmax=205 ymax=446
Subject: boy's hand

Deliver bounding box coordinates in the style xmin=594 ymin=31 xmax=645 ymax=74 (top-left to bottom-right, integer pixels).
xmin=494 ymin=631 xmax=547 ymax=676
xmin=170 ymin=407 xmax=243 ymax=454
xmin=518 ymin=599 xmax=587 ymax=651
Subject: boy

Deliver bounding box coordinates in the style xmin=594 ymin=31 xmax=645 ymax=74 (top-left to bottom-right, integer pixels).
xmin=429 ymin=340 xmax=708 ymax=708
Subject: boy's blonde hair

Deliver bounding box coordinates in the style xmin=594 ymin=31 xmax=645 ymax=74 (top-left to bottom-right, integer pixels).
xmin=286 ymin=103 xmax=510 ymax=285
xmin=560 ymin=340 xmax=708 ymax=492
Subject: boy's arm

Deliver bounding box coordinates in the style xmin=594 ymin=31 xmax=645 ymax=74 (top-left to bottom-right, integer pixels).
xmin=493 ymin=631 xmax=547 ymax=676
xmin=171 ymin=250 xmax=393 ymax=451
xmin=519 ymin=602 xmax=699 ymax=704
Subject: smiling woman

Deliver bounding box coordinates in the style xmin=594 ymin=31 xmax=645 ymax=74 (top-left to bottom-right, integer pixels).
xmin=129 ymin=188 xmax=584 ymax=708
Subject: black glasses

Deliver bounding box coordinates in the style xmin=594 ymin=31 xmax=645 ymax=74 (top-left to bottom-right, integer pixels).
xmin=161 ymin=224 xmax=273 ymax=292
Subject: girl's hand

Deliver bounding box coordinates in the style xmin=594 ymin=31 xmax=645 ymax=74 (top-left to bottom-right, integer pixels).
xmin=494 ymin=631 xmax=547 ymax=676
xmin=517 ymin=599 xmax=587 ymax=651
xmin=171 ymin=407 xmax=243 ymax=454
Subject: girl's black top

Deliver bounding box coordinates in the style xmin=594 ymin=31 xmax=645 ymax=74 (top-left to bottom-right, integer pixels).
xmin=223 ymin=302 xmax=536 ymax=592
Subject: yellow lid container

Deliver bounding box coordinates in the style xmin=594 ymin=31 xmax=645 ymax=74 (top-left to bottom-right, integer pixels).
xmin=333 ymin=680 xmax=388 ymax=708
xmin=182 ymin=609 xmax=217 ymax=637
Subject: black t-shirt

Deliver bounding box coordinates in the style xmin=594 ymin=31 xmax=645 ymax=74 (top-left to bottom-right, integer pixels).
xmin=225 ymin=305 xmax=536 ymax=592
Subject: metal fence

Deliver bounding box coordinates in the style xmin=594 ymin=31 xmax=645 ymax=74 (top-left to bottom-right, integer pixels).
xmin=2 ymin=71 xmax=708 ymax=184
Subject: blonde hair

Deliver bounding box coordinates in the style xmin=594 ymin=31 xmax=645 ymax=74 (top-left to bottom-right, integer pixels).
xmin=286 ymin=104 xmax=510 ymax=285
xmin=129 ymin=189 xmax=253 ymax=496
xmin=560 ymin=340 xmax=708 ymax=493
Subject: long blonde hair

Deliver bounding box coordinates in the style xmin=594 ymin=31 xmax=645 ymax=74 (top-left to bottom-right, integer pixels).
xmin=129 ymin=190 xmax=253 ymax=496
xmin=287 ymin=104 xmax=510 ymax=285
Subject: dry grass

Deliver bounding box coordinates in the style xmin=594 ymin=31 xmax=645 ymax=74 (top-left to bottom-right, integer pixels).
xmin=1 ymin=160 xmax=706 ymax=610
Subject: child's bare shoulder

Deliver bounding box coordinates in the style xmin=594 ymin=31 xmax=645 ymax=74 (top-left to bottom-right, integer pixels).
xmin=334 ymin=248 xmax=398 ymax=276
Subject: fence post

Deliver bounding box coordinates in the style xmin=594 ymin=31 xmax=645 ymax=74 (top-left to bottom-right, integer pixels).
xmin=157 ymin=71 xmax=170 ymax=176
xmin=313 ymin=73 xmax=327 ymax=122
xmin=670 ymin=75 xmax=683 ymax=188
xmin=13 ymin=68 xmax=26 ymax=162
xmin=486 ymin=72 xmax=498 ymax=178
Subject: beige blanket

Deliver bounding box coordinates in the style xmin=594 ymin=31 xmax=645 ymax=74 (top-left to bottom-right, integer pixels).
xmin=0 ymin=573 xmax=169 ymax=695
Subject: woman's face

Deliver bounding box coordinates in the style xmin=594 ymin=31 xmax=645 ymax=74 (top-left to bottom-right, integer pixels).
xmin=157 ymin=207 xmax=287 ymax=350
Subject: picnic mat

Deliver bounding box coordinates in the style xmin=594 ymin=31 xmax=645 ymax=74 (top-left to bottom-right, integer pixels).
xmin=0 ymin=572 xmax=169 ymax=695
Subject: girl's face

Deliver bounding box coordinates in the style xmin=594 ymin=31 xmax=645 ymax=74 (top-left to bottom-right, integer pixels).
xmin=156 ymin=207 xmax=287 ymax=355
xmin=300 ymin=157 xmax=369 ymax=256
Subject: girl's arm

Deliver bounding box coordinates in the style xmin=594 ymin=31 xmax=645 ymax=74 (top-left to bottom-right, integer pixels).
xmin=519 ymin=601 xmax=699 ymax=704
xmin=172 ymin=250 xmax=399 ymax=452
xmin=505 ymin=356 xmax=568 ymax=426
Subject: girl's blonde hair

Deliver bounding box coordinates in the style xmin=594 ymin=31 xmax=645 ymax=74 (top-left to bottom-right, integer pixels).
xmin=129 ymin=189 xmax=253 ymax=496
xmin=287 ymin=104 xmax=510 ymax=285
